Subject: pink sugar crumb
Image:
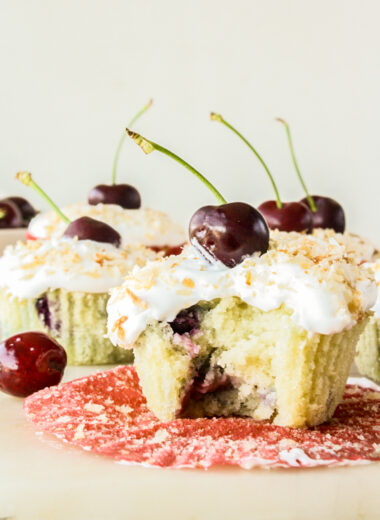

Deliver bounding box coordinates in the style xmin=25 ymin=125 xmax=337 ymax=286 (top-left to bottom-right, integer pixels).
xmin=24 ymin=367 xmax=380 ymax=470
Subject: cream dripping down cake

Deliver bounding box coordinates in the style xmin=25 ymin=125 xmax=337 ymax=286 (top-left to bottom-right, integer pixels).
xmin=106 ymin=129 xmax=376 ymax=428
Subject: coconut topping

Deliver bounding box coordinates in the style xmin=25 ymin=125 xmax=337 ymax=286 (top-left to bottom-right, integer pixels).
xmin=28 ymin=203 xmax=186 ymax=248
xmin=107 ymin=229 xmax=377 ymax=346
xmin=0 ymin=238 xmax=159 ymax=298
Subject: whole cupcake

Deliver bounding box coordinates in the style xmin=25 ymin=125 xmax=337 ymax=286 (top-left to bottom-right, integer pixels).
xmin=0 ymin=172 xmax=161 ymax=365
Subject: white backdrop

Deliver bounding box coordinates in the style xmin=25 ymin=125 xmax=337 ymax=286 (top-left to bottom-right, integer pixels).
xmin=0 ymin=0 xmax=379 ymax=242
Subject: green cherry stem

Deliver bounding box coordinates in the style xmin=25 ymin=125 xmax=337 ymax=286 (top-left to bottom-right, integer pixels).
xmin=16 ymin=171 xmax=70 ymax=224
xmin=126 ymin=129 xmax=227 ymax=205
xmin=211 ymin=112 xmax=282 ymax=209
xmin=111 ymin=99 xmax=153 ymax=185
xmin=276 ymin=118 xmax=317 ymax=212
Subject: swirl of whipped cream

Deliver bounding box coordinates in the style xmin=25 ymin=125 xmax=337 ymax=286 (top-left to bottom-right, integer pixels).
xmin=0 ymin=238 xmax=159 ymax=299
xmin=28 ymin=203 xmax=186 ymax=248
xmin=107 ymin=230 xmax=377 ymax=347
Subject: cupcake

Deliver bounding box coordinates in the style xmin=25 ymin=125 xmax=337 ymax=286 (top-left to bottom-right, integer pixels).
xmin=0 ymin=171 xmax=166 ymax=365
xmin=105 ymin=129 xmax=375 ymax=428
xmin=107 ymin=231 xmax=375 ymax=427
xmin=0 ymin=236 xmax=158 ymax=365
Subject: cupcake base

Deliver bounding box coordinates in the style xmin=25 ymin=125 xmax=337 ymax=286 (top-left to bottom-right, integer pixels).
xmin=133 ymin=297 xmax=368 ymax=427
xmin=355 ymin=315 xmax=380 ymax=382
xmin=0 ymin=289 xmax=132 ymax=366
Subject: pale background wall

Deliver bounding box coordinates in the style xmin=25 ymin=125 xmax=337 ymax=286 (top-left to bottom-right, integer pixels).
xmin=0 ymin=0 xmax=379 ymax=242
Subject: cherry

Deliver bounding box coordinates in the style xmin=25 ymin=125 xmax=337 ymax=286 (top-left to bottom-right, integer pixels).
xmin=277 ymin=118 xmax=346 ymax=233
xmin=63 ymin=216 xmax=121 ymax=247
xmin=300 ymin=195 xmax=345 ymax=233
xmin=88 ymin=184 xmax=141 ymax=209
xmin=190 ymin=202 xmax=269 ymax=266
xmin=88 ymin=99 xmax=152 ymax=210
xmin=258 ymin=200 xmax=313 ymax=233
xmin=210 ymin=113 xmax=313 ymax=233
xmin=0 ymin=331 xmax=67 ymax=397
xmin=170 ymin=306 xmax=200 ymax=335
xmin=0 ymin=199 xmax=24 ymax=229
xmin=126 ymin=129 xmax=269 ymax=266
xmin=16 ymin=172 xmax=121 ymax=247
xmin=5 ymin=196 xmax=37 ymax=223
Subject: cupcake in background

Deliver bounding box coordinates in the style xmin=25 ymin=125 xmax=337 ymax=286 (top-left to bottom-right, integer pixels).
xmin=0 ymin=172 xmax=160 ymax=365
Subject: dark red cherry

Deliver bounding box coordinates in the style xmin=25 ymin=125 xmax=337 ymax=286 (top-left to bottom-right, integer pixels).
xmin=5 ymin=196 xmax=37 ymax=223
xmin=189 ymin=202 xmax=269 ymax=267
xmin=63 ymin=216 xmax=121 ymax=247
xmin=258 ymin=200 xmax=313 ymax=233
xmin=0 ymin=199 xmax=24 ymax=229
xmin=88 ymin=184 xmax=141 ymax=209
xmin=0 ymin=331 xmax=67 ymax=397
xmin=300 ymin=195 xmax=345 ymax=233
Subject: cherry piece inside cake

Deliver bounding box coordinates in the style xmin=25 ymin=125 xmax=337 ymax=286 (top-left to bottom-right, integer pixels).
xmin=107 ymin=230 xmax=376 ymax=427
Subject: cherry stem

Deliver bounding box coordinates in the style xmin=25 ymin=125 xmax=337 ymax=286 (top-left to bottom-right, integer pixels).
xmin=276 ymin=118 xmax=317 ymax=212
xmin=0 ymin=210 xmax=5 ymax=219
xmin=211 ymin=113 xmax=282 ymax=209
xmin=111 ymin=99 xmax=153 ymax=185
xmin=16 ymin=172 xmax=70 ymax=224
xmin=126 ymin=129 xmax=227 ymax=205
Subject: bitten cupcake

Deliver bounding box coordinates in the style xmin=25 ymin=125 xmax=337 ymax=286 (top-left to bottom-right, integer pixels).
xmin=0 ymin=172 xmax=161 ymax=365
xmin=106 ymin=131 xmax=376 ymax=428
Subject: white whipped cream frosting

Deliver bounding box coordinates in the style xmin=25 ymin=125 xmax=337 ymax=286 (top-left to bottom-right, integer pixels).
xmin=107 ymin=231 xmax=377 ymax=348
xmin=28 ymin=203 xmax=186 ymax=248
xmin=0 ymin=238 xmax=159 ymax=298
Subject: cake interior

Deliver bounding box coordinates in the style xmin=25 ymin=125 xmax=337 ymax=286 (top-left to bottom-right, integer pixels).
xmin=134 ymin=297 xmax=366 ymax=427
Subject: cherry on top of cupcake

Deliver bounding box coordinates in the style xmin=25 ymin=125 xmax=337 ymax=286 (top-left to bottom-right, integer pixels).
xmin=125 ymin=128 xmax=269 ymax=267
xmin=16 ymin=171 xmax=121 ymax=248
xmin=0 ymin=196 xmax=37 ymax=229
xmin=210 ymin=112 xmax=314 ymax=234
xmin=88 ymin=99 xmax=153 ymax=210
xmin=276 ymin=118 xmax=345 ymax=233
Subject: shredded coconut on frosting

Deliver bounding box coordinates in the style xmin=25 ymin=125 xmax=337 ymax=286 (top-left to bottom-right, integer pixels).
xmin=107 ymin=229 xmax=377 ymax=345
xmin=28 ymin=203 xmax=186 ymax=248
xmin=0 ymin=238 xmax=160 ymax=298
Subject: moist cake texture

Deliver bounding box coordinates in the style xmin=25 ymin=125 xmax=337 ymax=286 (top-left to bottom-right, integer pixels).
xmin=107 ymin=230 xmax=376 ymax=427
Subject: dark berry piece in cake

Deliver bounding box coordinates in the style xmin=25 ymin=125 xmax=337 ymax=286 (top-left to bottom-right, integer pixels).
xmin=169 ymin=306 xmax=200 ymax=335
